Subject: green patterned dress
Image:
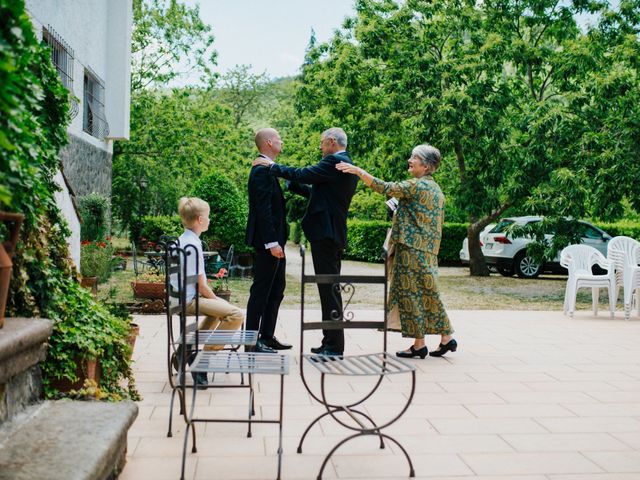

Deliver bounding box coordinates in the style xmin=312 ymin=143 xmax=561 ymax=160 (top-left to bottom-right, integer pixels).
xmin=370 ymin=175 xmax=453 ymax=338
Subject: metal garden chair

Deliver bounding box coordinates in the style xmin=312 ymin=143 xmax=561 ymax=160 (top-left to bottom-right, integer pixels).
xmin=297 ymin=245 xmax=417 ymax=479
xmin=161 ymin=239 xmax=289 ymax=480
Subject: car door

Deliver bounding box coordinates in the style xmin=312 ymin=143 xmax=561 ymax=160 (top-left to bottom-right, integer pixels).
xmin=579 ymin=222 xmax=610 ymax=256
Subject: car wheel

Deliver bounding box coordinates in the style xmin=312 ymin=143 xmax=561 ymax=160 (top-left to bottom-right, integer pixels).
xmin=514 ymin=251 xmax=541 ymax=279
xmin=497 ymin=267 xmax=514 ymax=277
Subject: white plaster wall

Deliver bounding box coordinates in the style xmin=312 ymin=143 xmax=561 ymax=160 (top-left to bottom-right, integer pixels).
xmin=26 ymin=0 xmax=132 ymax=148
xmin=53 ymin=171 xmax=81 ymax=270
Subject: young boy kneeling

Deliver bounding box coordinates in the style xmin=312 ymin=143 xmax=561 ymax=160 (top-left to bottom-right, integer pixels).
xmin=175 ymin=197 xmax=244 ymax=386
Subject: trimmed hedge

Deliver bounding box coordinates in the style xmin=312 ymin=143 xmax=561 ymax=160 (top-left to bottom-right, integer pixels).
xmin=344 ymin=220 xmax=389 ymax=263
xmin=343 ymin=220 xmax=468 ymax=264
xmin=593 ymin=221 xmax=640 ymax=240
xmin=138 ymin=215 xmax=183 ymax=247
xmin=313 ymin=219 xmax=640 ymax=265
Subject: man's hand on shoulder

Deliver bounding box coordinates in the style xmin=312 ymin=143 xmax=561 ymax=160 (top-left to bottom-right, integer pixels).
xmin=253 ymin=157 xmax=274 ymax=168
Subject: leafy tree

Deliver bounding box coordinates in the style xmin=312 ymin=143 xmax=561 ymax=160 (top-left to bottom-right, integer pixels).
xmin=214 ymin=64 xmax=271 ymax=128
xmin=113 ymin=88 xmax=254 ymax=237
xmin=131 ymin=0 xmax=216 ymax=92
xmin=292 ymin=0 xmax=639 ymax=275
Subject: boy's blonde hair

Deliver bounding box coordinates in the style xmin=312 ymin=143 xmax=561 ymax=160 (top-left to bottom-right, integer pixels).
xmin=178 ymin=197 xmax=210 ymax=228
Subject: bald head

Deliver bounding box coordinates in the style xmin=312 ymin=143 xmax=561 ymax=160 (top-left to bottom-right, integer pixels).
xmin=254 ymin=128 xmax=283 ymax=159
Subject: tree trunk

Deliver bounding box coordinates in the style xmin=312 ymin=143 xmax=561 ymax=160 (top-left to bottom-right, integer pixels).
xmin=467 ymin=203 xmax=511 ymax=276
xmin=468 ymin=222 xmax=490 ymax=276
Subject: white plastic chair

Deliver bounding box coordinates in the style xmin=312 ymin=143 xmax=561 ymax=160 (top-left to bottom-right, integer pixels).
xmin=560 ymin=244 xmax=616 ymax=319
xmin=607 ymin=236 xmax=640 ymax=321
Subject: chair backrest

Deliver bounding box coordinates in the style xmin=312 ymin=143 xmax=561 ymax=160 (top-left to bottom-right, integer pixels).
xmin=560 ymin=244 xmax=609 ymax=274
xmin=131 ymin=242 xmax=141 ymax=276
xmin=298 ymin=244 xmax=388 ymax=354
xmin=608 ymin=236 xmax=640 ymax=268
xmin=225 ymin=244 xmax=234 ymax=267
xmin=162 ymin=240 xmax=202 ymax=356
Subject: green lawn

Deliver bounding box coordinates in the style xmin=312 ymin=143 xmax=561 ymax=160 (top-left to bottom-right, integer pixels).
xmin=96 ymin=259 xmax=617 ymax=312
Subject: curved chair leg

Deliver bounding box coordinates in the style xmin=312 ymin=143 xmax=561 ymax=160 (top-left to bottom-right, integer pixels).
xmin=167 ymin=388 xmax=178 ymax=437
xmin=297 ymin=407 xmax=384 ymax=453
xmin=315 ymin=432 xmax=415 ymax=480
xmin=180 ymin=422 xmax=191 ymax=480
xmin=592 ymin=287 xmax=599 ymax=316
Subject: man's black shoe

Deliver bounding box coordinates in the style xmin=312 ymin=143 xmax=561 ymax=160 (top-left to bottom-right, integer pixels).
xmin=312 ymin=347 xmax=343 ymax=357
xmin=262 ymin=337 xmax=292 ymax=350
xmin=310 ymin=345 xmax=324 ymax=354
xmin=191 ymin=372 xmax=208 ymax=390
xmin=247 ymin=339 xmax=277 ymax=354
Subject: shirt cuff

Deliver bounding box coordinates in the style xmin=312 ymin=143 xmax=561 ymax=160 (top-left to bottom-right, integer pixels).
xmin=265 ymin=242 xmax=279 ymax=249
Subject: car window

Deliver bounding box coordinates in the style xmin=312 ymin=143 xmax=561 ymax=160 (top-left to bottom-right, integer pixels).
xmin=579 ymin=223 xmax=602 ymax=239
xmin=490 ymin=220 xmax=514 ymax=233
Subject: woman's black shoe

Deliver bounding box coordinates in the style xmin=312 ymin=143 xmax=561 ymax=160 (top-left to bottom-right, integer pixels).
xmin=429 ymin=339 xmax=457 ymax=357
xmin=396 ymin=345 xmax=428 ymax=359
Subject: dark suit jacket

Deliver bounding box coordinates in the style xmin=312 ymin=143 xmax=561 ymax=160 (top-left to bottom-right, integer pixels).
xmin=245 ymin=165 xmax=288 ymax=250
xmin=271 ymin=151 xmax=358 ymax=248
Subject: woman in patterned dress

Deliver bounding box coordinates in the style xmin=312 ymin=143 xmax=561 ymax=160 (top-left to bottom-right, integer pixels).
xmin=336 ymin=144 xmax=457 ymax=358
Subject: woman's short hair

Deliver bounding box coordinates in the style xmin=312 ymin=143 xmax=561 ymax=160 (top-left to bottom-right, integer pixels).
xmin=178 ymin=197 xmax=209 ymax=227
xmin=412 ymin=144 xmax=441 ymax=171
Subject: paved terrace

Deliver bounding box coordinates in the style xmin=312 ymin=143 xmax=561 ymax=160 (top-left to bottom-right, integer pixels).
xmin=120 ymin=307 xmax=640 ymax=480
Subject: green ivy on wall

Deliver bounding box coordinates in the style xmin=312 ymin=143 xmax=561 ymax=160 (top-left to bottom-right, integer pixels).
xmin=0 ymin=0 xmax=137 ymax=400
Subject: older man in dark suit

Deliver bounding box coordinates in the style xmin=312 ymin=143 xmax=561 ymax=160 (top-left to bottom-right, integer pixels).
xmin=245 ymin=128 xmax=290 ymax=353
xmin=253 ymin=127 xmax=358 ymax=355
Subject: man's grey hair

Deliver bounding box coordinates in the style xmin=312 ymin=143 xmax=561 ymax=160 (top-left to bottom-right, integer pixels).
xmin=412 ymin=144 xmax=441 ymax=171
xmin=321 ymin=127 xmax=348 ymax=147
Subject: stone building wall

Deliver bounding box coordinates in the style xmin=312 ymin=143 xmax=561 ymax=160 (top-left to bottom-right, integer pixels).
xmin=59 ymin=133 xmax=112 ymax=199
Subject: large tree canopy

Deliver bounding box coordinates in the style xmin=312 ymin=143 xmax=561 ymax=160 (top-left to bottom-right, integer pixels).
xmin=291 ymin=0 xmax=640 ymax=274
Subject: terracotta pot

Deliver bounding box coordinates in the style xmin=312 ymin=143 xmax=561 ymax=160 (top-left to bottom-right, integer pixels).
xmin=214 ymin=289 xmax=232 ymax=302
xmin=80 ymin=276 xmax=98 ymax=296
xmin=0 ymin=212 xmax=24 ymax=329
xmin=49 ymin=357 xmax=101 ymax=392
xmin=127 ymin=323 xmax=140 ymax=360
xmin=131 ymin=281 xmax=165 ymax=299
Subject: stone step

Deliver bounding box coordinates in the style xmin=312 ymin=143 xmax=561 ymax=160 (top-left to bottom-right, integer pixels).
xmin=0 ymin=399 xmax=138 ymax=480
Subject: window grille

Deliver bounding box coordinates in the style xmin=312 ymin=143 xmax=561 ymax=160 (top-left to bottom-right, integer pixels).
xmin=83 ymin=69 xmax=109 ymax=139
xmin=43 ymin=26 xmax=74 ymax=90
xmin=43 ymin=26 xmax=79 ymax=119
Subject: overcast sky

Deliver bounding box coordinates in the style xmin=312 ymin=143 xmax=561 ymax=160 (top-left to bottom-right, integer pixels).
xmin=183 ymin=0 xmax=357 ymax=80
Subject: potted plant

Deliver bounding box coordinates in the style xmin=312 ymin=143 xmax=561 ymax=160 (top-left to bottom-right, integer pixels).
xmin=0 ymin=212 xmax=24 ymax=328
xmin=210 ymin=267 xmax=231 ymax=301
xmin=131 ymin=271 xmax=165 ymax=299
xmin=80 ymin=239 xmax=114 ymax=294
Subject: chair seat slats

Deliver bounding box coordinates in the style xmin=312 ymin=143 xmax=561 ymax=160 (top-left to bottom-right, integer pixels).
xmin=175 ymin=329 xmax=258 ymax=346
xmin=189 ymin=351 xmax=290 ymax=375
xmin=304 ymin=352 xmax=415 ymax=376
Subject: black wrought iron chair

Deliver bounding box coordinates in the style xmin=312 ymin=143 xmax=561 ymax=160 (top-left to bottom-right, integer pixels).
xmin=161 ymin=239 xmax=289 ymax=480
xmin=131 ymin=241 xmax=157 ymax=276
xmin=297 ymin=244 xmax=417 ymax=479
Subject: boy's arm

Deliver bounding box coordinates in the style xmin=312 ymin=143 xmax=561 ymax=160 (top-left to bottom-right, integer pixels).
xmin=198 ymin=273 xmax=217 ymax=299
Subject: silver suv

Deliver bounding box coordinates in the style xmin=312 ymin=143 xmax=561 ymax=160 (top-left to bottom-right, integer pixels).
xmin=461 ymin=216 xmax=612 ymax=278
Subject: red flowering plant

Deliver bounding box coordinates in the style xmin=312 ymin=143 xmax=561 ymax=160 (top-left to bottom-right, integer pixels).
xmin=208 ymin=267 xmax=229 ymax=293
xmin=80 ymin=239 xmax=114 ymax=283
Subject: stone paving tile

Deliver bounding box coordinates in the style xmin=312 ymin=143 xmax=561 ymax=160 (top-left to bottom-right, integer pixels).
xmin=429 ymin=418 xmax=549 ymax=435
xmin=332 ymin=453 xmax=473 ymax=477
xmin=120 ymin=309 xmax=640 ymax=479
xmin=460 ymin=452 xmax=603 ymax=475
xmin=500 ymin=433 xmax=632 ymax=452
xmin=583 ymin=452 xmax=640 ymax=473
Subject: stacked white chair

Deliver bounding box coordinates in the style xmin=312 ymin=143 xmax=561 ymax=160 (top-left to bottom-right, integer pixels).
xmin=607 ymin=236 xmax=640 ymax=321
xmin=560 ymin=244 xmax=616 ymax=318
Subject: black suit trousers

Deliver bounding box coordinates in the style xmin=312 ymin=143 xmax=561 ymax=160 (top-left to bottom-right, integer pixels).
xmin=310 ymin=239 xmax=344 ymax=353
xmin=246 ymin=250 xmax=286 ymax=339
